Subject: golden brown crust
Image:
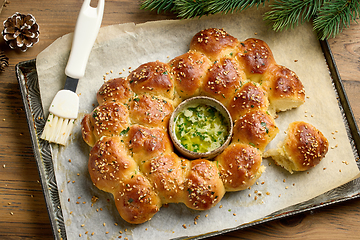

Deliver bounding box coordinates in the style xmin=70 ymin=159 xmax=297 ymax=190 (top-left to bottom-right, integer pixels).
xmin=232 ymin=110 xmax=279 ymax=152
xmin=284 ymin=121 xmax=329 ymax=172
xmin=128 ymin=95 xmax=173 ymax=129
xmin=216 ymin=143 xmax=264 ymax=191
xmin=170 ymin=50 xmax=212 ymax=98
xmin=114 ymin=173 xmax=162 ymax=224
xmin=81 ymin=114 xmax=96 ymax=147
xmin=96 ymin=77 xmax=133 ymax=105
xmin=190 ymin=28 xmax=240 ymax=61
xmin=141 ymin=152 xmax=189 ymax=203
xmin=183 ymin=159 xmax=225 ymax=210
xmin=123 ymin=125 xmax=173 ymax=164
xmin=128 ymin=61 xmax=174 ymax=100
xmin=88 ymin=136 xmax=137 ymax=193
xmin=80 ymin=28 xmax=310 ymax=224
xmin=236 ymin=38 xmax=276 ymax=82
xmin=81 ymin=102 xmax=129 ymax=146
xmin=201 ymin=57 xmax=245 ymax=105
xmin=262 ymin=65 xmax=305 ymax=112
xmin=227 ymin=81 xmax=269 ymax=121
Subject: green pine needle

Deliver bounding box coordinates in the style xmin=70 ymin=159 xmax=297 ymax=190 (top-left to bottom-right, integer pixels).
xmin=314 ymin=0 xmax=360 ymax=40
xmin=140 ymin=0 xmax=360 ymax=40
xmin=264 ymin=0 xmax=325 ymax=32
xmin=174 ymin=0 xmax=211 ymax=19
xmin=206 ymin=0 xmax=268 ymax=15
xmin=141 ymin=0 xmax=175 ymax=13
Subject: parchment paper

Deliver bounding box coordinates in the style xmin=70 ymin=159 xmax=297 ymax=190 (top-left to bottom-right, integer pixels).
xmin=36 ymin=5 xmax=360 ymax=240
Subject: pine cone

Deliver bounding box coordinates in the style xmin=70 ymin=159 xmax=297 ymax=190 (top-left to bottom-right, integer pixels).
xmin=0 ymin=51 xmax=9 ymax=72
xmin=2 ymin=13 xmax=39 ymax=52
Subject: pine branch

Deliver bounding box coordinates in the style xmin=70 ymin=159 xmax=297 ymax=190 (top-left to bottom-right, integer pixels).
xmin=141 ymin=0 xmax=175 ymax=13
xmin=314 ymin=0 xmax=360 ymax=40
xmin=264 ymin=0 xmax=325 ymax=32
xmin=139 ymin=0 xmax=360 ymax=40
xmin=174 ymin=0 xmax=211 ymax=19
xmin=205 ymin=0 xmax=268 ymax=15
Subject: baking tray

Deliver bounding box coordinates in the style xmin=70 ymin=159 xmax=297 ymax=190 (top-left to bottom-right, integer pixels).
xmin=15 ymin=39 xmax=360 ymax=240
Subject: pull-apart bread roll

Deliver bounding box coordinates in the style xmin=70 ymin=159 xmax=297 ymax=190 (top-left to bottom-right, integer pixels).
xmin=201 ymin=57 xmax=246 ymax=106
xmin=128 ymin=94 xmax=174 ymax=129
xmin=190 ymin=28 xmax=240 ymax=61
xmin=81 ymin=28 xmax=309 ymax=224
xmin=141 ymin=152 xmax=188 ymax=203
xmin=235 ymin=38 xmax=276 ymax=83
xmin=114 ymin=173 xmax=162 ymax=224
xmin=123 ymin=125 xmax=173 ymax=163
xmin=128 ymin=61 xmax=174 ymax=100
xmin=183 ymin=159 xmax=225 ymax=210
xmin=232 ymin=110 xmax=279 ymax=152
xmin=216 ymin=143 xmax=264 ymax=191
xmin=88 ymin=136 xmax=137 ymax=193
xmin=263 ymin=121 xmax=329 ymax=173
xmin=96 ymin=77 xmax=133 ymax=105
xmin=81 ymin=102 xmax=130 ymax=147
xmin=262 ymin=65 xmax=305 ymax=112
xmin=170 ymin=50 xmax=212 ymax=100
xmin=227 ymin=81 xmax=269 ymax=121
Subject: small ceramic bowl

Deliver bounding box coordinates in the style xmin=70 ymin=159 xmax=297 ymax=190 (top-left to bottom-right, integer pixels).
xmin=169 ymin=96 xmax=233 ymax=159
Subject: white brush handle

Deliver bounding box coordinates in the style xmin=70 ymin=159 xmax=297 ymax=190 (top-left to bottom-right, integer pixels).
xmin=65 ymin=0 xmax=105 ymax=79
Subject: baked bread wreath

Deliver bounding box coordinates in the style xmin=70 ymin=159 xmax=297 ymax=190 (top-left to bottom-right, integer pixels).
xmin=81 ymin=28 xmax=327 ymax=224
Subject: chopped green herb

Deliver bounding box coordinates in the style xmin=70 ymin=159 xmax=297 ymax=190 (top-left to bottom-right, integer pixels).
xmin=174 ymin=104 xmax=229 ymax=153
xmin=120 ymin=127 xmax=130 ymax=136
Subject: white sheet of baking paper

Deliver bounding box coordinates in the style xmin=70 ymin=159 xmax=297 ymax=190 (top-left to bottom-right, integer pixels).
xmin=36 ymin=5 xmax=360 ymax=240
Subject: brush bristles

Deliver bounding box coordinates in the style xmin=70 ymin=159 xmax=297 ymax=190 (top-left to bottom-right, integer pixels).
xmin=41 ymin=113 xmax=76 ymax=145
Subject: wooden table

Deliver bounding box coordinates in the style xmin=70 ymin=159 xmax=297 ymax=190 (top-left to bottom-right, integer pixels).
xmin=1 ymin=1 xmax=360 ymax=239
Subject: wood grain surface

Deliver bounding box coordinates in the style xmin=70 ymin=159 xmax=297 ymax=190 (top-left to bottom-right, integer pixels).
xmin=0 ymin=1 xmax=360 ymax=239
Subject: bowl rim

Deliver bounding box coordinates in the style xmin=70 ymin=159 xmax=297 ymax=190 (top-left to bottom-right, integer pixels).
xmin=169 ymin=96 xmax=233 ymax=159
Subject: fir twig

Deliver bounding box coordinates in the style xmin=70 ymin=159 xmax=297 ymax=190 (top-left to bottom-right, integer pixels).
xmin=264 ymin=0 xmax=325 ymax=32
xmin=174 ymin=0 xmax=211 ymax=19
xmin=141 ymin=0 xmax=175 ymax=13
xmin=140 ymin=0 xmax=360 ymax=40
xmin=206 ymin=0 xmax=268 ymax=15
xmin=314 ymin=0 xmax=360 ymax=40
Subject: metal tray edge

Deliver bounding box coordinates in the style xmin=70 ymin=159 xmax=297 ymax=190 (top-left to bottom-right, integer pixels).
xmin=15 ymin=59 xmax=66 ymax=240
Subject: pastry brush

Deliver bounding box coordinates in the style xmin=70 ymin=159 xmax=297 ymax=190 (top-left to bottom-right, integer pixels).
xmin=41 ymin=0 xmax=104 ymax=145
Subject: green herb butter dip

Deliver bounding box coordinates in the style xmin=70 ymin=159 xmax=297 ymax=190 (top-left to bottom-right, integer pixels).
xmin=174 ymin=104 xmax=229 ymax=153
